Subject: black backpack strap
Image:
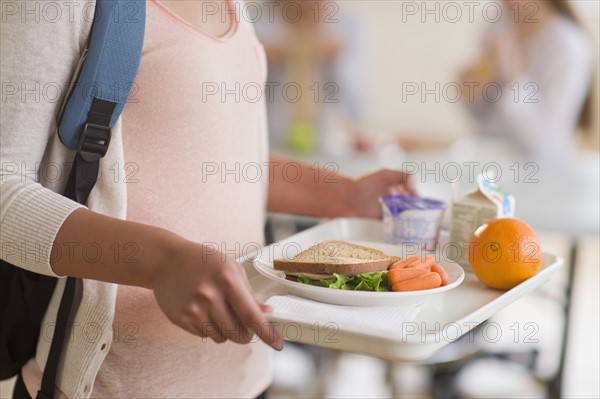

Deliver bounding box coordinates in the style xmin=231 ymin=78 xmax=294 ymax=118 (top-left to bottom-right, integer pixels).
xmin=36 ymin=101 xmax=116 ymax=399
xmin=63 ymin=99 xmax=115 ymax=205
xmin=36 ymin=0 xmax=145 ymax=395
xmin=36 ymin=277 xmax=76 ymax=399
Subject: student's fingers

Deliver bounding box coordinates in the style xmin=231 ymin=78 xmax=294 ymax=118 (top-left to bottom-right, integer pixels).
xmin=184 ymin=314 xmax=226 ymax=344
xmin=183 ymin=293 xmax=228 ymax=343
xmin=208 ymin=300 xmax=254 ymax=345
xmin=235 ymin=262 xmax=273 ymax=314
xmin=236 ymin=263 xmax=255 ymax=299
xmin=259 ymin=303 xmax=273 ymax=313
xmin=401 ymin=173 xmax=418 ymax=195
xmin=387 ymin=185 xmax=410 ymax=196
xmin=225 ymin=274 xmax=284 ymax=350
xmin=380 ymin=170 xmax=418 ymax=196
xmin=230 ymin=292 xmax=282 ymax=350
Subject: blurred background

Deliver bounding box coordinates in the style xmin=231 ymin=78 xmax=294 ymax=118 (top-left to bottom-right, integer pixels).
xmin=256 ymin=0 xmax=599 ymax=398
xmin=1 ymin=1 xmax=595 ymax=398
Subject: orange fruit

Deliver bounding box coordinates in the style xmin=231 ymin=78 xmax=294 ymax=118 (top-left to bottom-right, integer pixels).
xmin=468 ymin=218 xmax=543 ymax=290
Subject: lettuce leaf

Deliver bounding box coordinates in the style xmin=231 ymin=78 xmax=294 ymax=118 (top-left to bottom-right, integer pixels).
xmin=296 ymin=271 xmax=389 ymax=292
xmin=296 ymin=273 xmax=352 ymax=289
xmin=354 ymin=272 xmax=389 ymax=292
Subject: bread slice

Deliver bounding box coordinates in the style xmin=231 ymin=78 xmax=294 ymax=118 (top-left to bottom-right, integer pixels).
xmin=274 ymin=240 xmax=399 ymax=276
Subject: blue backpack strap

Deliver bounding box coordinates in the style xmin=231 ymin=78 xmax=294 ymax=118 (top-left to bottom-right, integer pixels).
xmin=57 ymin=0 xmax=145 ymax=206
xmin=58 ymin=0 xmax=146 ymax=151
xmin=37 ymin=3 xmax=145 ymax=399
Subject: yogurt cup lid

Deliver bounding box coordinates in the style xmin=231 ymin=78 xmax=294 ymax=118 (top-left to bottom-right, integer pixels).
xmin=380 ymin=195 xmax=447 ymax=216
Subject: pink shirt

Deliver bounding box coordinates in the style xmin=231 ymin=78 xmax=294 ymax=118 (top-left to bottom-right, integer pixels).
xmin=92 ymin=1 xmax=271 ymax=397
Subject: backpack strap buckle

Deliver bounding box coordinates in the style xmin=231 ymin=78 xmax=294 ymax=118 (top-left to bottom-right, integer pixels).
xmin=77 ymin=123 xmax=111 ymax=162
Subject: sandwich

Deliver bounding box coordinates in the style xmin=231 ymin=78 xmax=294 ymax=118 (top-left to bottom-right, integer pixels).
xmin=273 ymin=240 xmax=400 ymax=292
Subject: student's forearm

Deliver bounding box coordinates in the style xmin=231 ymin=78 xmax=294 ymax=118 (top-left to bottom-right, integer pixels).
xmin=51 ymin=207 xmax=183 ymax=289
xmin=267 ymin=154 xmax=354 ymax=218
xmin=51 ymin=208 xmax=284 ymax=349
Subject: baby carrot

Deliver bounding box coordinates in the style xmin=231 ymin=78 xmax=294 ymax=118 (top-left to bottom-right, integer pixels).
xmin=431 ymin=263 xmax=449 ymax=286
xmin=392 ymin=272 xmax=442 ymax=292
xmin=388 ymin=268 xmax=428 ymax=286
xmin=389 ymin=255 xmax=420 ymax=270
xmin=406 ymin=258 xmax=436 ymax=270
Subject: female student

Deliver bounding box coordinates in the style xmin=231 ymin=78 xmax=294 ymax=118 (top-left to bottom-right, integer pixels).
xmin=1 ymin=0 xmax=414 ymax=397
xmin=461 ymin=0 xmax=594 ymax=160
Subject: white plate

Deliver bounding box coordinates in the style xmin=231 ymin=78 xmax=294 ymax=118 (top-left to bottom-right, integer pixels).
xmin=252 ymin=241 xmax=465 ymax=306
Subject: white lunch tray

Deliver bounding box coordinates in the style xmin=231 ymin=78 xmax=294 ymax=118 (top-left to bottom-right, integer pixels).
xmin=239 ymin=218 xmax=563 ymax=361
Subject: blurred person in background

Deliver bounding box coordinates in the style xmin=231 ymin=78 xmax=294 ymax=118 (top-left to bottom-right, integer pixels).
xmin=460 ymin=0 xmax=594 ymax=161
xmin=255 ymin=0 xmax=367 ymax=156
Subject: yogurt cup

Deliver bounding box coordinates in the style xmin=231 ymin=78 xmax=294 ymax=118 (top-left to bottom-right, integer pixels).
xmin=380 ymin=195 xmax=447 ymax=251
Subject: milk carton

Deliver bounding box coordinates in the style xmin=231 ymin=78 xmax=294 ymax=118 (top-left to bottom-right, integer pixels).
xmin=449 ymin=174 xmax=515 ymax=272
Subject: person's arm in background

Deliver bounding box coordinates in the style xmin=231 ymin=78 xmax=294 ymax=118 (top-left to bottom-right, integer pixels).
xmin=267 ymin=154 xmax=417 ymax=218
xmin=0 ymin=7 xmax=282 ymax=350
xmin=486 ymin=31 xmax=593 ymax=156
xmin=461 ymin=25 xmax=593 ymax=156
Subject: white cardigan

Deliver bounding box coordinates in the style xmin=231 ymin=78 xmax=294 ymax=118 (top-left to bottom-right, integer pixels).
xmin=470 ymin=15 xmax=594 ymax=161
xmin=1 ymin=2 xmax=124 ymax=397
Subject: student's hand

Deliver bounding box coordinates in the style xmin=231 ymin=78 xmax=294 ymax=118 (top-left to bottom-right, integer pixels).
xmin=488 ymin=32 xmax=525 ymax=85
xmin=344 ymin=169 xmax=417 ymax=218
xmin=151 ymin=242 xmax=284 ymax=350
xmin=459 ymin=59 xmax=495 ymax=104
